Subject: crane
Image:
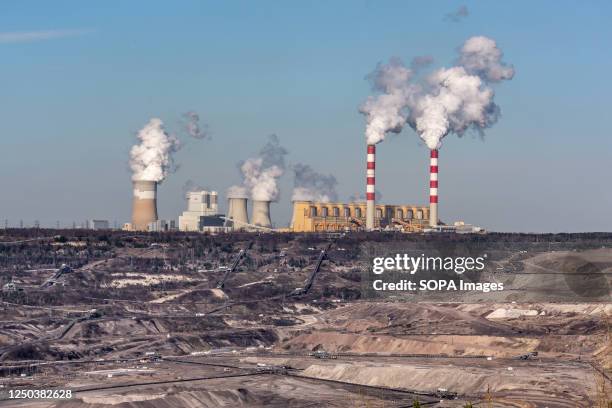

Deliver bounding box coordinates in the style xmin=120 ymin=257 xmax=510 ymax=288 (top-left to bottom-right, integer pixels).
xmin=216 ymin=242 xmax=253 ymax=289
xmin=290 ymin=243 xmax=331 ymax=296
xmin=40 ymin=264 xmax=72 ymax=289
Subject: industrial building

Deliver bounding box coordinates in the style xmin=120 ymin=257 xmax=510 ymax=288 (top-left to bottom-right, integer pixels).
xmin=148 ymin=219 xmax=176 ymax=232
xmin=178 ymin=190 xmax=229 ymax=233
xmin=290 ymin=200 xmax=430 ymax=232
xmin=86 ymin=219 xmax=110 ymax=230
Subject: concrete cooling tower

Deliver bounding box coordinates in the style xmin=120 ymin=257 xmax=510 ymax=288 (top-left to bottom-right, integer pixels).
xmin=132 ymin=180 xmax=158 ymax=231
xmin=227 ymin=196 xmax=249 ymax=230
xmin=251 ymin=200 xmax=272 ymax=228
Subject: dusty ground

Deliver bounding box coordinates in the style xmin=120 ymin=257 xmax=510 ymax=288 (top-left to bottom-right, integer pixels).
xmin=0 ymin=231 xmax=610 ymax=407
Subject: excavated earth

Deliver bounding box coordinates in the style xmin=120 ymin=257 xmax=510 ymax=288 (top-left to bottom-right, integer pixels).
xmin=0 ymin=231 xmax=610 ymax=407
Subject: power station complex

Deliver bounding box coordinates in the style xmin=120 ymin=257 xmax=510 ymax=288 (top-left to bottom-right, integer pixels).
xmin=126 ymin=144 xmax=479 ymax=233
xmin=290 ymin=201 xmax=430 ymax=232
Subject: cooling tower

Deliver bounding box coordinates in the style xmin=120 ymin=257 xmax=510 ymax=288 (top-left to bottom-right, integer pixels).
xmin=227 ymin=196 xmax=249 ymax=230
xmin=251 ymin=200 xmax=272 ymax=228
xmin=365 ymin=144 xmax=376 ymax=230
xmin=429 ymin=149 xmax=438 ymax=227
xmin=132 ymin=180 xmax=158 ymax=231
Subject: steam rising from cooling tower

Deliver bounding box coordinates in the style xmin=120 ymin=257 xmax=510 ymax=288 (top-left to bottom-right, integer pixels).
xmin=229 ymin=134 xmax=288 ymax=204
xmin=291 ymin=163 xmax=338 ymax=202
xmin=129 ymin=118 xmax=180 ymax=230
xmin=129 ymin=118 xmax=180 ymax=182
xmin=228 ymin=135 xmax=288 ymax=228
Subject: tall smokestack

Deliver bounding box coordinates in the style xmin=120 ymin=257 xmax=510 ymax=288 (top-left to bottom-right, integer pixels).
xmin=251 ymin=200 xmax=272 ymax=228
xmin=366 ymin=144 xmax=376 ymax=230
xmin=227 ymin=196 xmax=249 ymax=230
xmin=132 ymin=180 xmax=158 ymax=231
xmin=429 ymin=149 xmax=438 ymax=227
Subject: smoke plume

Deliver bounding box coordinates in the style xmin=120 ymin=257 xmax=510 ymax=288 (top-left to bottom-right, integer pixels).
xmin=129 ymin=118 xmax=180 ymax=182
xmin=459 ymin=36 xmax=515 ymax=82
xmin=360 ymin=36 xmax=514 ymax=150
xmin=226 ymin=185 xmax=248 ymax=198
xmin=359 ymin=57 xmax=414 ymax=145
xmin=229 ymin=135 xmax=288 ymax=202
xmin=291 ymin=164 xmax=338 ymax=202
xmin=182 ymin=111 xmax=210 ymax=140
xmin=407 ymin=36 xmax=514 ymax=149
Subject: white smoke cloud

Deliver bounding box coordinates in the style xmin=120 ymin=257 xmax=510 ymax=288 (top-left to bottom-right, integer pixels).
xmin=361 ymin=36 xmax=514 ymax=150
xmin=129 ymin=118 xmax=180 ymax=182
xmin=459 ymin=36 xmax=515 ymax=82
xmin=291 ymin=163 xmax=338 ymax=202
xmin=407 ymin=36 xmax=513 ymax=149
xmin=359 ymin=57 xmax=414 ymax=145
xmin=409 ymin=66 xmax=497 ymax=149
xmin=182 ymin=111 xmax=210 ymax=140
xmin=229 ymin=135 xmax=288 ymax=202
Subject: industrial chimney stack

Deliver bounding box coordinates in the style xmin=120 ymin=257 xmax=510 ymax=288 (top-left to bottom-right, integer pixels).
xmin=132 ymin=180 xmax=158 ymax=231
xmin=226 ymin=196 xmax=249 ymax=231
xmin=251 ymin=200 xmax=272 ymax=228
xmin=429 ymin=149 xmax=438 ymax=227
xmin=365 ymin=144 xmax=376 ymax=230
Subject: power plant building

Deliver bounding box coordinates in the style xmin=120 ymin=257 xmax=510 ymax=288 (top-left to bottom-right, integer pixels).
xmin=291 ymin=201 xmax=430 ymax=233
xmin=87 ymin=219 xmax=110 ymax=230
xmin=178 ymin=190 xmax=220 ymax=232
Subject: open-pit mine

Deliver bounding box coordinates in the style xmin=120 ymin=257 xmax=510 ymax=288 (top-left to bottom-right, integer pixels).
xmin=0 ymin=230 xmax=610 ymax=407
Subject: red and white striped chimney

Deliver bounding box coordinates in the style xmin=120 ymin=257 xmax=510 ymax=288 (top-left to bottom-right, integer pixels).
xmin=429 ymin=149 xmax=438 ymax=227
xmin=366 ymin=144 xmax=376 ymax=230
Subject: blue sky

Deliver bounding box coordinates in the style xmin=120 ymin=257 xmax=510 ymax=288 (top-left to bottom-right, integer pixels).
xmin=1 ymin=1 xmax=611 ymax=232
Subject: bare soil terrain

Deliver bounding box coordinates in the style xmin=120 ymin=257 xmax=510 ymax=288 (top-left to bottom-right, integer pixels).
xmin=0 ymin=230 xmax=610 ymax=407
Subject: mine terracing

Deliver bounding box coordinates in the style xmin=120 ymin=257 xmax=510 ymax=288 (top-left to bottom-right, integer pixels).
xmin=0 ymin=230 xmax=610 ymax=407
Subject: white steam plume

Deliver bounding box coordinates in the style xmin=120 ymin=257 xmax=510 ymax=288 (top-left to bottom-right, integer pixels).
xmin=459 ymin=36 xmax=515 ymax=82
xmin=129 ymin=118 xmax=180 ymax=182
xmin=226 ymin=185 xmax=248 ymax=199
xmin=408 ymin=66 xmax=498 ymax=149
xmin=229 ymin=135 xmax=288 ymax=202
xmin=407 ymin=36 xmax=513 ymax=149
xmin=359 ymin=57 xmax=414 ymax=145
xmin=291 ymin=163 xmax=338 ymax=202
xmin=362 ymin=36 xmax=513 ymax=150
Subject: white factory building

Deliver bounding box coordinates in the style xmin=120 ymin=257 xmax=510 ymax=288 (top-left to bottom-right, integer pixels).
xmin=178 ymin=190 xmax=228 ymax=233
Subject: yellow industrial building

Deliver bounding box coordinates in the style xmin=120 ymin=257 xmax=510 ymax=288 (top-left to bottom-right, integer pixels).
xmin=290 ymin=201 xmax=430 ymax=232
